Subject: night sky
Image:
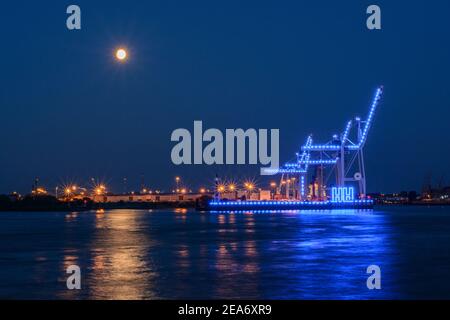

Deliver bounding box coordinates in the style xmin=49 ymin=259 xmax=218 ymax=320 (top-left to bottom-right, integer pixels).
xmin=0 ymin=1 xmax=449 ymax=194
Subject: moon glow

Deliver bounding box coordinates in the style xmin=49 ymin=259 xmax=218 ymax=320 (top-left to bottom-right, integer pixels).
xmin=115 ymin=48 xmax=127 ymax=61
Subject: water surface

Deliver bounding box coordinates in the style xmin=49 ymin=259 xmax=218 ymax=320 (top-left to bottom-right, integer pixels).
xmin=1 ymin=206 xmax=450 ymax=299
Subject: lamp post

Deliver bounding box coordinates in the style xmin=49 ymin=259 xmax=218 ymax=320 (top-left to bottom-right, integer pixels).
xmin=175 ymin=176 xmax=180 ymax=194
xmin=270 ymin=182 xmax=277 ymax=199
xmin=228 ymin=184 xmax=236 ymax=199
xmin=245 ymin=182 xmax=254 ymax=200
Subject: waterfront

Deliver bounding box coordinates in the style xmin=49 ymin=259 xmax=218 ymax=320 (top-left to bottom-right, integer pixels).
xmin=1 ymin=206 xmax=450 ymax=299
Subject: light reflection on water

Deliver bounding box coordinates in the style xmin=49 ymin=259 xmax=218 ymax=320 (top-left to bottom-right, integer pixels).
xmin=1 ymin=207 xmax=450 ymax=299
xmin=87 ymin=213 xmax=156 ymax=299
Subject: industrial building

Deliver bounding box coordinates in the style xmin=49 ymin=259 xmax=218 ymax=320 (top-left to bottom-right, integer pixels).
xmin=92 ymin=193 xmax=207 ymax=203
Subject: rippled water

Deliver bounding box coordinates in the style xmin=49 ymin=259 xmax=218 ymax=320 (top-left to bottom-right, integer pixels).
xmin=1 ymin=206 xmax=450 ymax=299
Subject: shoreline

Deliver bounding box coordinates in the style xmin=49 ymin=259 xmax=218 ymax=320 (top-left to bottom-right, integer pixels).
xmin=0 ymin=201 xmax=197 ymax=212
xmin=1 ymin=202 xmax=450 ymax=213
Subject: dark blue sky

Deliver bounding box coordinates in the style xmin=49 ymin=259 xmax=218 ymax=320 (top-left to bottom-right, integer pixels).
xmin=0 ymin=1 xmax=449 ymax=194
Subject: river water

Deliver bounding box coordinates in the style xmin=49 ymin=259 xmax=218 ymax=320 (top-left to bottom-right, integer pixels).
xmin=1 ymin=206 xmax=450 ymax=299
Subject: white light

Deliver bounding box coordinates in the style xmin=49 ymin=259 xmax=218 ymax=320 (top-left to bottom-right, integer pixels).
xmin=115 ymin=48 xmax=127 ymax=61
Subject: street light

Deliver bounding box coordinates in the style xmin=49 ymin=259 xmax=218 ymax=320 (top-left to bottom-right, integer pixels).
xmin=270 ymin=182 xmax=277 ymax=199
xmin=244 ymin=182 xmax=255 ymax=200
xmin=175 ymin=176 xmax=181 ymax=194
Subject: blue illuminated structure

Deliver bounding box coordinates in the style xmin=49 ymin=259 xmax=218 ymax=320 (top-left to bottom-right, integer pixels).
xmin=206 ymin=86 xmax=382 ymax=211
xmin=278 ymin=86 xmax=383 ymax=199
xmin=331 ymin=187 xmax=355 ymax=202
xmin=207 ymin=198 xmax=373 ymax=210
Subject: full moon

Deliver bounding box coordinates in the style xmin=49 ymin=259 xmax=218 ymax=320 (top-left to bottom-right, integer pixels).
xmin=115 ymin=48 xmax=127 ymax=61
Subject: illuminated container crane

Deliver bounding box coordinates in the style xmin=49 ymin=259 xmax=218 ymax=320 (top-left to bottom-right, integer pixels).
xmin=279 ymin=86 xmax=383 ymax=199
xmin=204 ymin=86 xmax=383 ymax=212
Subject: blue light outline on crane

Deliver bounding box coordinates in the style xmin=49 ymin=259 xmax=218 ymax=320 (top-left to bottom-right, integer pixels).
xmin=331 ymin=187 xmax=355 ymax=202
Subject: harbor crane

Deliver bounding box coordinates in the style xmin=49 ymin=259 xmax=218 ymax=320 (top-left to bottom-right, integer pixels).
xmin=277 ymin=86 xmax=384 ymax=200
